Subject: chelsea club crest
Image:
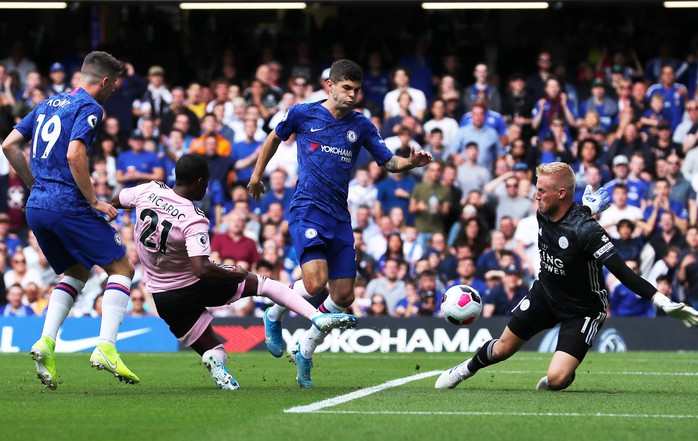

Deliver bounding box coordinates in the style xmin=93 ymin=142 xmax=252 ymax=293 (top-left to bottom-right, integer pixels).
xmin=346 ymin=130 xmax=357 ymax=143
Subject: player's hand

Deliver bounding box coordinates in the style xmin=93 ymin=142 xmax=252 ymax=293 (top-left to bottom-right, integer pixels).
xmin=247 ymin=179 xmax=266 ymax=201
xmin=409 ymin=147 xmax=433 ymax=168
xmin=582 ymin=185 xmax=611 ymax=215
xmin=652 ymin=293 xmax=698 ymax=328
xmin=94 ymin=200 xmax=118 ymax=222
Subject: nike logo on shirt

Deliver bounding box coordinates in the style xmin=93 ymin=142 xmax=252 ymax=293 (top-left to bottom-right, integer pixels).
xmin=310 ymin=127 xmax=324 ymax=132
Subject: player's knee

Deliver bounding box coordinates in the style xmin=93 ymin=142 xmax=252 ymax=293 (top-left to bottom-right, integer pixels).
xmin=546 ymin=371 xmax=575 ymax=390
xmin=304 ymin=280 xmax=328 ymax=297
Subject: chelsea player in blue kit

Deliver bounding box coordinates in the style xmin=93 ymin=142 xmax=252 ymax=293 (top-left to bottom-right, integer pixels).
xmin=436 ymin=162 xmax=698 ymax=392
xmin=248 ymin=59 xmax=433 ymax=387
xmin=2 ymin=51 xmax=139 ymax=389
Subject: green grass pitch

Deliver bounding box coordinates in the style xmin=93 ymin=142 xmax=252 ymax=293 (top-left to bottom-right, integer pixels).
xmin=2 ymin=351 xmax=697 ymax=441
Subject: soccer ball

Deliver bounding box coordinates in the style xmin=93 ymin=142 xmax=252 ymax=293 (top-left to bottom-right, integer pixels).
xmin=441 ymin=285 xmax=483 ymax=326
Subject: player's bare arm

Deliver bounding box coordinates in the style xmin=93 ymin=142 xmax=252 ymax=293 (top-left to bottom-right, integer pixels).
xmin=1 ymin=129 xmax=35 ymax=188
xmin=382 ymin=147 xmax=433 ymax=173
xmin=248 ymin=129 xmax=282 ymax=200
xmin=67 ymin=139 xmax=118 ymax=221
xmin=189 ymin=255 xmax=252 ymax=286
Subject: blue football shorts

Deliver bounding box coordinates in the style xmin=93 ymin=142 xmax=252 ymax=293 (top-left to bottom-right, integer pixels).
xmin=288 ymin=205 xmax=356 ymax=280
xmin=26 ymin=207 xmax=127 ymax=274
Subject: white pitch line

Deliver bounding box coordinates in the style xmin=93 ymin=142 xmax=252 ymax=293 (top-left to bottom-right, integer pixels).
xmin=488 ymin=370 xmax=698 ymax=376
xmin=309 ymin=410 xmax=698 ymax=419
xmin=284 ymin=370 xmax=441 ymax=414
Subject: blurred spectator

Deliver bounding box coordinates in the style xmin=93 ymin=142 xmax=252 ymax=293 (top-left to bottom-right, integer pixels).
xmin=374 ymin=170 xmax=417 ymax=226
xmin=126 ymin=287 xmax=155 ymax=317
xmin=451 ymin=104 xmax=500 ymax=171
xmin=133 ymin=65 xmax=172 ymax=127
xmin=366 ymin=215 xmax=397 ymax=260
xmin=674 ymin=100 xmax=698 ymax=151
xmin=502 ymin=72 xmax=535 ymax=139
xmin=409 ymin=161 xmax=451 ymax=249
xmin=367 ymin=294 xmax=389 ymax=316
xmin=45 ymin=62 xmax=68 ymax=97
xmin=421 ymin=127 xmax=448 ymax=163
xmin=526 ymin=51 xmax=553 ymax=101
xmin=531 ymin=77 xmax=577 ymax=140
xmin=1 ymin=283 xmax=33 ymax=317
xmin=463 ymin=63 xmax=502 ymax=113
xmin=393 ymin=278 xmax=420 ymax=317
xmin=115 ymin=132 xmax=164 ymax=188
xmin=578 ymin=78 xmax=618 ymax=132
xmin=610 ymin=219 xmax=644 ymax=262
xmin=1 ymin=40 xmax=36 ymax=89
xmin=23 ymin=282 xmax=46 ymax=316
xmin=599 ymin=184 xmax=644 ymax=239
xmin=354 ymin=228 xmax=377 ymax=282
xmin=160 ymin=86 xmax=200 ymax=138
xmin=645 ymin=65 xmax=687 ymax=130
xmin=4 ymin=251 xmax=43 ymax=290
xmin=383 ymin=67 xmax=427 ymax=122
xmin=347 ymin=166 xmax=378 ymax=225
xmin=454 ymin=142 xmax=490 ymax=196
xmin=482 ymin=264 xmax=527 ymax=318
xmin=423 ymin=98 xmax=459 ymax=150
xmin=376 ymin=231 xmax=405 ymax=274
xmin=607 ymin=123 xmax=652 ymax=170
xmin=493 ymin=175 xmax=533 ymax=228
xmin=415 ymin=269 xmax=442 ymax=316
xmin=646 ymin=246 xmax=680 ymax=287
xmin=476 ymin=230 xmax=522 ymax=281
xmin=230 ymin=118 xmax=262 ymax=186
xmin=365 ymin=258 xmax=406 ymax=315
xmin=639 ymin=93 xmax=670 ymax=138
xmin=210 ymin=211 xmax=260 ymax=268
xmin=446 ymin=257 xmax=488 ymax=298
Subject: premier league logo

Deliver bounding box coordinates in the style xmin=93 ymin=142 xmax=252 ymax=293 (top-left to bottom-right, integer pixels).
xmin=196 ymin=233 xmax=208 ymax=248
xmin=346 ymin=130 xmax=357 ymax=143
xmin=87 ymin=115 xmax=98 ymax=129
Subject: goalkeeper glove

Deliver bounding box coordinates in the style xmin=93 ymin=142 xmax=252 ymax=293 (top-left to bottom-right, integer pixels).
xmin=582 ymin=185 xmax=611 ymax=216
xmin=652 ymin=293 xmax=698 ymax=328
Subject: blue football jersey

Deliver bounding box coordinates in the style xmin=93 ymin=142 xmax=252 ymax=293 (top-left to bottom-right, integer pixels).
xmin=14 ymin=88 xmax=103 ymax=215
xmin=275 ymin=101 xmax=393 ymax=222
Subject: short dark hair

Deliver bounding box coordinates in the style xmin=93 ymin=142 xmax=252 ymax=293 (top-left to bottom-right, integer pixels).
xmin=256 ymin=260 xmax=274 ymax=271
xmin=175 ymin=154 xmax=210 ymax=185
xmin=81 ymin=51 xmax=124 ymax=82
xmin=329 ymin=59 xmax=363 ymax=84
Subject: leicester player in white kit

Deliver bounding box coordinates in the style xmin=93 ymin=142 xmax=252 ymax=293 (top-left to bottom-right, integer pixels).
xmin=2 ymin=51 xmax=138 ymax=389
xmin=113 ymin=154 xmax=357 ymax=390
xmin=436 ymin=162 xmax=698 ymax=391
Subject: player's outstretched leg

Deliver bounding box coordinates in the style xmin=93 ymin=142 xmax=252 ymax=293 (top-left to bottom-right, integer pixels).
xmin=90 ymin=343 xmax=140 ymax=384
xmin=30 ymin=335 xmax=57 ymax=390
xmin=202 ymin=348 xmax=240 ymax=391
xmin=263 ymin=307 xmax=286 ymax=358
xmin=435 ymin=358 xmax=476 ymax=389
xmin=311 ymin=312 xmax=358 ymax=332
xmin=435 ymin=339 xmax=502 ymax=389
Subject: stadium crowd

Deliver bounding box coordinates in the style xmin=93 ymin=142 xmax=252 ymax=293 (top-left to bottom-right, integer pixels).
xmin=1 ymin=37 xmax=698 ymax=321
